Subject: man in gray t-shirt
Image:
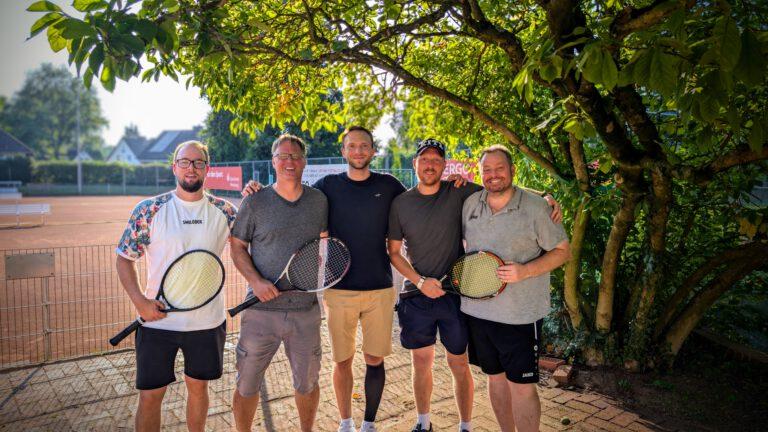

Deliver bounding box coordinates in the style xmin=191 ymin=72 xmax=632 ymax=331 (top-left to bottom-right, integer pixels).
xmin=462 ymin=145 xmax=570 ymax=432
xmin=230 ymin=134 xmax=328 ymax=432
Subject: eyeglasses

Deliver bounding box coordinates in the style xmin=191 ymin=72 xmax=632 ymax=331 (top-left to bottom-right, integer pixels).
xmin=273 ymin=153 xmax=304 ymax=161
xmin=175 ymin=158 xmax=208 ymax=169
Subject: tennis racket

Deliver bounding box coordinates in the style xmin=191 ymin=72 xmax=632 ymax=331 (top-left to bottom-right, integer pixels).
xmin=399 ymin=251 xmax=506 ymax=300
xmin=228 ymin=237 xmax=351 ymax=317
xmin=109 ymin=249 xmax=225 ymax=346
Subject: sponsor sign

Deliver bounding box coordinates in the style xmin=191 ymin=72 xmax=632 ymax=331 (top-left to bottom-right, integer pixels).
xmin=205 ymin=166 xmax=243 ymax=191
xmin=302 ymin=164 xmax=348 ymax=185
xmin=441 ymin=159 xmax=477 ymax=182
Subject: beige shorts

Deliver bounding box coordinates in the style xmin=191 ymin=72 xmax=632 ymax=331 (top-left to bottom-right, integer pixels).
xmin=323 ymin=287 xmax=396 ymax=362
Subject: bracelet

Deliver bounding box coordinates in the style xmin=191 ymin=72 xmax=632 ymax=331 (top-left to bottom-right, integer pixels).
xmin=416 ymin=276 xmax=426 ymax=290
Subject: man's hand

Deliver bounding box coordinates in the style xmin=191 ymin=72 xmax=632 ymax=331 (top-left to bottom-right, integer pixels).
xmin=419 ymin=277 xmax=446 ymax=299
xmin=251 ymin=278 xmax=280 ymax=302
xmin=496 ymin=262 xmax=530 ymax=284
xmin=241 ymin=180 xmax=264 ymax=197
xmin=135 ymin=297 xmax=167 ymax=322
xmin=445 ymin=173 xmax=468 ymax=188
xmin=543 ymin=195 xmax=562 ymax=223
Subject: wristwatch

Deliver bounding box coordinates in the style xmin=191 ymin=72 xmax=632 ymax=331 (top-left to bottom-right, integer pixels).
xmin=416 ymin=276 xmax=426 ymax=290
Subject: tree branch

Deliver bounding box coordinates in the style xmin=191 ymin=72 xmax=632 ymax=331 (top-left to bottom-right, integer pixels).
xmin=611 ymin=0 xmax=694 ymax=41
xmin=673 ymin=145 xmax=768 ymax=184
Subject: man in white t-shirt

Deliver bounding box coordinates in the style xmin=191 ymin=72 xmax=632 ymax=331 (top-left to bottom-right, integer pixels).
xmin=115 ymin=141 xmax=236 ymax=432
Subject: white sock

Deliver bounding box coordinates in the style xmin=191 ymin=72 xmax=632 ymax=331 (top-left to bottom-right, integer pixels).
xmin=339 ymin=418 xmax=354 ymax=429
xmin=417 ymin=413 xmax=431 ymax=428
xmin=360 ymin=420 xmax=375 ymax=431
xmin=459 ymin=421 xmax=472 ymax=431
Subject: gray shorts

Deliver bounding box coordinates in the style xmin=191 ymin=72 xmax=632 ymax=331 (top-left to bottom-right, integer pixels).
xmin=235 ymin=304 xmax=322 ymax=396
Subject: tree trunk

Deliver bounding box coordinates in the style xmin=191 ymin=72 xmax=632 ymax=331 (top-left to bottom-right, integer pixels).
xmin=663 ymin=251 xmax=768 ymax=360
xmin=564 ymin=196 xmax=589 ymax=329
xmin=595 ymin=191 xmax=642 ymax=333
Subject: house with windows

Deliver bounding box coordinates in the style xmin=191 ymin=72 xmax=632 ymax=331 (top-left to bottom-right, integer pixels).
xmin=0 ymin=129 xmax=34 ymax=159
xmin=106 ymin=127 xmax=201 ymax=164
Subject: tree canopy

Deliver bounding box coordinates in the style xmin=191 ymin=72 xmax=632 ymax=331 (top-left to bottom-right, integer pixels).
xmin=0 ymin=63 xmax=106 ymax=159
xmin=29 ymin=0 xmax=768 ymax=368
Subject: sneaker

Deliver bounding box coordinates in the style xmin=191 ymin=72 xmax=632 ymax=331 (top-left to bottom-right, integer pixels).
xmin=411 ymin=423 xmax=433 ymax=432
xmin=359 ymin=423 xmax=377 ymax=432
xmin=337 ymin=422 xmax=356 ymax=432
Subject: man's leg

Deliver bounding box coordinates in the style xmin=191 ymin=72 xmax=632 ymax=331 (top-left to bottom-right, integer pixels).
xmin=333 ymin=356 xmax=355 ymax=421
xmin=487 ymin=373 xmax=515 ymax=432
xmin=136 ymin=387 xmax=167 ymax=432
xmin=295 ymin=385 xmax=321 ymax=432
xmin=232 ymin=389 xmax=260 ymax=432
xmin=508 ymin=382 xmax=540 ymax=432
xmin=359 ymin=288 xmax=395 ymax=429
xmin=363 ymin=354 xmax=385 ymax=424
xmin=445 ymin=351 xmax=473 ymax=424
xmin=184 ymin=376 xmax=209 ymax=432
xmin=325 ymin=289 xmax=360 ymax=429
xmin=411 ymin=346 xmax=435 ymax=421
xmin=285 ymin=305 xmax=323 ymax=432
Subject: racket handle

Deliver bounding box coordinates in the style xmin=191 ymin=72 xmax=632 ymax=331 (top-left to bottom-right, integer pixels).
xmin=399 ymin=289 xmax=423 ymax=300
xmin=109 ymin=319 xmax=141 ymax=346
xmin=228 ymin=296 xmax=261 ymax=317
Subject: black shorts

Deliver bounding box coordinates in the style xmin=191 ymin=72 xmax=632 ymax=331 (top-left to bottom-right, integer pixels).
xmin=397 ymin=294 xmax=468 ymax=355
xmin=135 ymin=321 xmax=226 ymax=390
xmin=465 ymin=315 xmax=542 ymax=383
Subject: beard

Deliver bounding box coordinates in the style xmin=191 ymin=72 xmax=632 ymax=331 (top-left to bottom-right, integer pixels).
xmin=483 ymin=177 xmax=511 ymax=193
xmin=178 ymin=178 xmax=204 ymax=193
xmin=347 ymin=157 xmax=372 ymax=170
xmin=418 ymin=170 xmax=441 ymax=186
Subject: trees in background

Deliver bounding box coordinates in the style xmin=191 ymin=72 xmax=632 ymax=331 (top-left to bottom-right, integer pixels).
xmin=0 ymin=63 xmax=106 ymax=159
xmin=30 ymin=0 xmax=768 ymax=368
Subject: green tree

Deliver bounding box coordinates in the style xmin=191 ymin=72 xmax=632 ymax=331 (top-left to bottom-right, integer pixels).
xmin=0 ymin=63 xmax=107 ymax=159
xmin=30 ymin=0 xmax=768 ymax=368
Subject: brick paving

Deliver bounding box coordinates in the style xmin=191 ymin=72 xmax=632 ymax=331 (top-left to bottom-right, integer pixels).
xmin=0 ymin=321 xmax=666 ymax=431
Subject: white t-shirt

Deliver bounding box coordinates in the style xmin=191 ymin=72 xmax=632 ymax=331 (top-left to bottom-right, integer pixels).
xmin=116 ymin=191 xmax=237 ymax=331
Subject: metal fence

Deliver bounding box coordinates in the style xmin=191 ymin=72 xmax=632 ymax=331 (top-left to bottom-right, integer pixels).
xmin=0 ymin=245 xmax=248 ymax=370
xmin=19 ymin=157 xmax=416 ymax=197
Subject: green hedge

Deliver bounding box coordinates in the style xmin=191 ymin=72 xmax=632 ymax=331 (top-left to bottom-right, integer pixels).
xmin=0 ymin=156 xmax=33 ymax=183
xmin=30 ymin=160 xmax=174 ymax=185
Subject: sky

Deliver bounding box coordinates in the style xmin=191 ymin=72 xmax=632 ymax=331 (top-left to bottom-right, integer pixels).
xmin=0 ymin=1 xmax=394 ymax=149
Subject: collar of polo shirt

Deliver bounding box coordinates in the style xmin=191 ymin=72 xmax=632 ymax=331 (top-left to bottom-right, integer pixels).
xmin=479 ymin=186 xmax=522 ymax=213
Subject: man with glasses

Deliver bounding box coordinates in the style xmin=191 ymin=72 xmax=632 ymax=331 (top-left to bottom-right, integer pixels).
xmin=230 ymin=134 xmax=329 ymax=432
xmin=115 ymin=141 xmax=237 ymax=432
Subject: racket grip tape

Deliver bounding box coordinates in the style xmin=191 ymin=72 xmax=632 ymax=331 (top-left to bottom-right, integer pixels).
xmin=228 ymin=296 xmax=261 ymax=317
xmin=109 ymin=320 xmax=142 ymax=346
xmin=398 ymin=289 xmax=423 ymax=300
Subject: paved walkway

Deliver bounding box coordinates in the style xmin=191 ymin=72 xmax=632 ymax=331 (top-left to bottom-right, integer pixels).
xmin=0 ymin=322 xmax=663 ymax=431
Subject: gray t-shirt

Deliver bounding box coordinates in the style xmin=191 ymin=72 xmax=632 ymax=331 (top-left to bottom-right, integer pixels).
xmin=388 ymin=181 xmax=482 ymax=291
xmin=461 ymin=187 xmax=568 ymax=324
xmin=231 ymin=185 xmax=328 ymax=311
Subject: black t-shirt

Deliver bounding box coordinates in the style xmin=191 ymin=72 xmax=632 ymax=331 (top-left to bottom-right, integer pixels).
xmin=313 ymin=172 xmax=406 ymax=290
xmin=388 ymin=180 xmax=482 ymax=290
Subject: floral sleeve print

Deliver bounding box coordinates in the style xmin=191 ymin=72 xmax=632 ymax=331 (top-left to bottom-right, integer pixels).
xmin=207 ymin=194 xmax=238 ymax=229
xmin=116 ymin=193 xmax=173 ymax=260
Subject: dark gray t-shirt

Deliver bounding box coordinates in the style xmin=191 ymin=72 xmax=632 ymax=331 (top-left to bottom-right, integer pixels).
xmin=231 ymin=185 xmax=328 ymax=311
xmin=388 ymin=181 xmax=482 ymax=291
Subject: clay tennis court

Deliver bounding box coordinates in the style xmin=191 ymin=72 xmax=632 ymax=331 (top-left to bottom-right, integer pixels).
xmin=0 ymin=195 xmax=245 ymax=368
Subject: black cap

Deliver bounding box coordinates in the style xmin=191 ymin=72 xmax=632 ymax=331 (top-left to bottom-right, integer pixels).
xmin=416 ymin=138 xmax=446 ymax=157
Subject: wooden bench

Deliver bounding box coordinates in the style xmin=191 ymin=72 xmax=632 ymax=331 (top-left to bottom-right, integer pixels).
xmin=0 ymin=203 xmax=51 ymax=227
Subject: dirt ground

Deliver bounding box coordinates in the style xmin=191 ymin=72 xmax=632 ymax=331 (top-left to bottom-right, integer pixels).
xmin=0 ymin=195 xmax=243 ymax=249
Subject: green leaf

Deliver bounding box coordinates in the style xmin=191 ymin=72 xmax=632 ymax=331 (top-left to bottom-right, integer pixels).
xmin=601 ymin=54 xmax=618 ymax=90
xmin=299 ymin=48 xmax=313 ymax=60
xmin=735 ymin=31 xmax=766 ymax=86
xmin=649 ymin=47 xmax=678 ymax=97
xmin=73 ymin=0 xmax=106 ymax=12
xmin=716 ymin=17 xmax=742 ymax=71
xmin=46 ymin=25 xmax=66 ymax=52
xmin=696 ymin=95 xmax=720 ymax=123
xmin=27 ymin=1 xmax=61 ymax=12
xmin=135 ymin=19 xmax=158 ymax=42
xmin=83 ymin=67 xmax=94 ymax=89
xmin=331 ymin=40 xmax=348 ymax=51
xmin=29 ymin=12 xmax=63 ymax=38
xmin=60 ymin=18 xmax=96 ymax=39
xmin=748 ymin=121 xmax=764 ymax=153
xmin=580 ymin=45 xmax=603 ymax=84
xmin=564 ymin=118 xmax=584 ymax=140
xmin=117 ymin=34 xmax=146 ymax=56
xmin=100 ymin=65 xmax=115 ymax=92
xmin=89 ymin=44 xmax=104 ymax=74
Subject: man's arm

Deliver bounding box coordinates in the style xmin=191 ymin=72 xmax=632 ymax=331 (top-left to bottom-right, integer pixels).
xmin=387 ymin=239 xmax=445 ymax=299
xmin=230 ymin=236 xmax=280 ymax=302
xmin=115 ymin=255 xmax=166 ymax=321
xmin=495 ymin=240 xmax=571 ymax=284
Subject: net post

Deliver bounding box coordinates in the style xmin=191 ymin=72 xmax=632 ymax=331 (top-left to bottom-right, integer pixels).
xmin=42 ymin=276 xmax=52 ymax=362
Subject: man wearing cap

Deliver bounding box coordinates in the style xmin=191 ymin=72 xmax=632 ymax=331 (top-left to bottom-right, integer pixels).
xmin=461 ymin=145 xmax=570 ymax=432
xmin=387 ymin=139 xmax=561 ymax=432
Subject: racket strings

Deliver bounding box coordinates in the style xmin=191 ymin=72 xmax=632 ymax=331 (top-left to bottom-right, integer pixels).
xmin=450 ymin=253 xmax=504 ymax=299
xmin=287 ymin=239 xmax=351 ymax=291
xmin=163 ymin=253 xmax=224 ymax=309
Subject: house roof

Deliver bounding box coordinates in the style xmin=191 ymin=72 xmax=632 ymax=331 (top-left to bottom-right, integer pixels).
xmin=139 ymin=128 xmax=201 ymax=162
xmin=0 ymin=129 xmax=34 ymax=156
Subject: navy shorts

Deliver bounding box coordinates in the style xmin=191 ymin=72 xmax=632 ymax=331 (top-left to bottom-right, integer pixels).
xmin=396 ymin=294 xmax=467 ymax=355
xmin=465 ymin=315 xmax=542 ymax=383
xmin=135 ymin=321 xmax=226 ymax=390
